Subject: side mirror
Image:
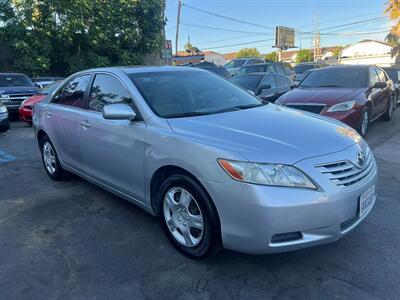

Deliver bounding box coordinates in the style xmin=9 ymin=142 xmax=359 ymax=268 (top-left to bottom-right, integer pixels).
xmin=290 ymin=83 xmax=297 ymax=89
xmin=373 ymin=82 xmax=387 ymax=89
xmin=34 ymin=83 xmax=42 ymax=88
xmin=260 ymin=84 xmax=271 ymax=90
xmin=102 ymin=103 xmax=136 ymax=120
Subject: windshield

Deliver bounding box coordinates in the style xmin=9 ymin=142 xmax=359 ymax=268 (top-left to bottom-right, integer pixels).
xmin=294 ymin=64 xmax=315 ymax=74
xmin=39 ymin=81 xmax=62 ymax=94
xmin=225 ymin=59 xmax=246 ymax=68
xmin=129 ymin=71 xmax=263 ymax=118
xmin=299 ymin=68 xmax=368 ymax=88
xmin=232 ymin=75 xmax=263 ymax=91
xmin=383 ymin=68 xmax=399 ymax=82
xmin=0 ymin=74 xmax=33 ymax=87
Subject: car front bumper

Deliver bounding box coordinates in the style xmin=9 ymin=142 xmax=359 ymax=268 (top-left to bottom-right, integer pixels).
xmin=201 ymin=143 xmax=378 ymax=254
xmin=19 ymin=106 xmax=33 ymax=123
xmin=0 ymin=112 xmax=10 ymax=131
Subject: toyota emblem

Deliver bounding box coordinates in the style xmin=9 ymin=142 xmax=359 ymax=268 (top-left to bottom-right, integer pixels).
xmin=356 ymin=151 xmax=366 ymax=168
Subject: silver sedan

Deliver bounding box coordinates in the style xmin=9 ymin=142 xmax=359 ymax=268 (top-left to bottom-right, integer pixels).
xmin=33 ymin=67 xmax=378 ymax=258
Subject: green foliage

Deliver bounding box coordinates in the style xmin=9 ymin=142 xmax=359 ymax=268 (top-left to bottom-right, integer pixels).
xmin=295 ymin=49 xmax=313 ymax=63
xmin=236 ymin=48 xmax=261 ymax=58
xmin=184 ymin=43 xmax=200 ymax=54
xmin=0 ymin=0 xmax=165 ymax=76
xmin=332 ymin=47 xmax=343 ymax=57
xmin=264 ymin=51 xmax=278 ymax=61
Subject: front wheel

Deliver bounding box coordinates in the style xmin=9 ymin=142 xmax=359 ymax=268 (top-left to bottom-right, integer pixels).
xmin=358 ymin=107 xmax=370 ymax=137
xmin=159 ymin=174 xmax=221 ymax=258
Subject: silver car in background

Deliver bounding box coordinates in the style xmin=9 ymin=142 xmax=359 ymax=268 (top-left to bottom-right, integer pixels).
xmin=33 ymin=67 xmax=378 ymax=258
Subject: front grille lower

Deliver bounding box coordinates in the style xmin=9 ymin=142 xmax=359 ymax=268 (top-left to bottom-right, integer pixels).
xmin=8 ymin=93 xmax=34 ymax=104
xmin=315 ymin=149 xmax=375 ymax=188
xmin=286 ymin=104 xmax=325 ymax=114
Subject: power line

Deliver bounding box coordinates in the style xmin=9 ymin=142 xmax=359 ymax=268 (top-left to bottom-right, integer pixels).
xmin=182 ymin=3 xmax=274 ymax=30
xmin=202 ymin=38 xmax=275 ymax=50
xmin=181 ymin=22 xmax=269 ymax=34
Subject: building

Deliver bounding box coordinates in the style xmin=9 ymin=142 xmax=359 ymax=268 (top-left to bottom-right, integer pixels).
xmin=280 ymin=46 xmax=341 ymax=65
xmin=202 ymin=51 xmax=226 ymax=66
xmin=339 ymin=40 xmax=397 ymax=67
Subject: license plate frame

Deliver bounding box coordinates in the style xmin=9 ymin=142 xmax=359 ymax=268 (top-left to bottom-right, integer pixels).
xmin=359 ymin=185 xmax=376 ymax=218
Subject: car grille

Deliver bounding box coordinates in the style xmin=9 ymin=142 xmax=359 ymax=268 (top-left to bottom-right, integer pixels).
xmin=315 ymin=149 xmax=375 ymax=188
xmin=286 ymin=104 xmax=325 ymax=114
xmin=8 ymin=94 xmax=34 ymax=104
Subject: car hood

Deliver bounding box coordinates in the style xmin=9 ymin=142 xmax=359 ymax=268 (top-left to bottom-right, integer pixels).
xmin=167 ymin=104 xmax=361 ymax=164
xmin=24 ymin=94 xmax=46 ymax=105
xmin=0 ymin=86 xmax=39 ymax=95
xmin=279 ymin=87 xmax=364 ymax=106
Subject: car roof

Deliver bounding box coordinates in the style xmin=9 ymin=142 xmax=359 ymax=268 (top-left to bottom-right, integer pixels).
xmin=235 ymin=72 xmax=282 ymax=77
xmin=0 ymin=72 xmax=29 ymax=76
xmin=310 ymin=65 xmax=369 ymax=71
xmin=76 ymin=66 xmax=210 ymax=75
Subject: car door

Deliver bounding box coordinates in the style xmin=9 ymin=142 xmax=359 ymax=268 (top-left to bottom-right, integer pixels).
xmin=44 ymin=74 xmax=91 ymax=171
xmin=79 ymin=73 xmax=146 ymax=201
xmin=257 ymin=74 xmax=278 ymax=102
xmin=273 ymin=75 xmax=291 ymax=101
xmin=376 ymin=68 xmax=392 ymax=113
xmin=374 ymin=68 xmax=389 ymax=116
xmin=368 ymin=67 xmax=385 ymax=118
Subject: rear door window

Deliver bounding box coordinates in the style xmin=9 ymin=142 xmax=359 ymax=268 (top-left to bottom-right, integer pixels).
xmin=52 ymin=75 xmax=91 ymax=109
xmin=274 ymin=63 xmax=285 ymax=75
xmin=261 ymin=75 xmax=276 ymax=88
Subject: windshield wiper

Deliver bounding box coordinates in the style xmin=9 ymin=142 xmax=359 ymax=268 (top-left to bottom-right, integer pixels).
xmin=215 ymin=102 xmax=266 ymax=113
xmin=316 ymin=85 xmax=342 ymax=87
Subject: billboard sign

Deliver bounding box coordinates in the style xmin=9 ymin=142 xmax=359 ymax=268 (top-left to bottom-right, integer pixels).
xmin=162 ymin=40 xmax=173 ymax=59
xmin=275 ymin=26 xmax=295 ymax=49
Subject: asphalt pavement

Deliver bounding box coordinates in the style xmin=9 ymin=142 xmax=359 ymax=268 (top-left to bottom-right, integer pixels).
xmin=0 ymin=111 xmax=399 ymax=300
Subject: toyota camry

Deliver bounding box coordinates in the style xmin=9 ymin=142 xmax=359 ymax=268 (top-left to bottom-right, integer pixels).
xmin=33 ymin=67 xmax=378 ymax=258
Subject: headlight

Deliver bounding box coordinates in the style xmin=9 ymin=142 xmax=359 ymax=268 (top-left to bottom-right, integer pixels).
xmin=218 ymin=159 xmax=317 ymax=189
xmin=0 ymin=105 xmax=7 ymax=113
xmin=327 ymin=100 xmax=356 ymax=112
xmin=0 ymin=94 xmax=9 ymax=99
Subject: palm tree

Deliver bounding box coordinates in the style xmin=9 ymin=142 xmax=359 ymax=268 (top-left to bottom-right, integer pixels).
xmin=385 ymin=1 xmax=400 ymax=62
xmin=385 ymin=0 xmax=400 ymax=36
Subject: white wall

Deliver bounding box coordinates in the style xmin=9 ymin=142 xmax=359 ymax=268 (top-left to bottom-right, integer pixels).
xmin=339 ymin=41 xmax=395 ymax=67
xmin=204 ymin=53 xmax=226 ymax=66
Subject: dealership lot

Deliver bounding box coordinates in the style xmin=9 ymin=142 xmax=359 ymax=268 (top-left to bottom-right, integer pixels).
xmin=0 ymin=113 xmax=400 ymax=299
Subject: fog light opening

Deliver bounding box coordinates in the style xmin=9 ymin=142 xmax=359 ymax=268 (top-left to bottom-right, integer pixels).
xmin=271 ymin=231 xmax=303 ymax=244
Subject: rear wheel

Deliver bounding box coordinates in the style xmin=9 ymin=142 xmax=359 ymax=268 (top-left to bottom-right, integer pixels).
xmin=382 ymin=95 xmax=395 ymax=121
xmin=40 ymin=136 xmax=66 ymax=180
xmin=358 ymin=107 xmax=370 ymax=137
xmin=159 ymin=174 xmax=221 ymax=258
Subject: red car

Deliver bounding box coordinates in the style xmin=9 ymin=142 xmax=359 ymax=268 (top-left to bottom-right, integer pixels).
xmin=19 ymin=81 xmax=62 ymax=124
xmin=276 ymin=65 xmax=396 ymax=137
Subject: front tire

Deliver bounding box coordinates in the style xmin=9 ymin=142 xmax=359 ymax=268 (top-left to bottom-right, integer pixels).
xmin=159 ymin=174 xmax=221 ymax=258
xmin=40 ymin=136 xmax=66 ymax=180
xmin=358 ymin=107 xmax=370 ymax=137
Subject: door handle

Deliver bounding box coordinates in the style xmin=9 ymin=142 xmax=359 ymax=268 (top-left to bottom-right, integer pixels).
xmin=80 ymin=120 xmax=91 ymax=128
xmin=45 ymin=111 xmax=53 ymax=118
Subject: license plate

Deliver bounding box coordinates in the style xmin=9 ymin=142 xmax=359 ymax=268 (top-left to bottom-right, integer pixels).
xmin=359 ymin=185 xmax=376 ymax=218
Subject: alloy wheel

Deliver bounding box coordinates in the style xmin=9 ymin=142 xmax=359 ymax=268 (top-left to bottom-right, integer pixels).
xmin=43 ymin=141 xmax=56 ymax=175
xmin=163 ymin=187 xmax=204 ymax=247
xmin=361 ymin=110 xmax=369 ymax=137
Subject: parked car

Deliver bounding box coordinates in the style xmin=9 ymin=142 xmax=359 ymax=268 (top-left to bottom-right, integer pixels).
xmin=31 ymin=76 xmax=64 ymax=88
xmin=19 ymin=80 xmax=63 ymax=125
xmin=276 ymin=65 xmax=396 ymax=137
xmin=236 ymin=62 xmax=295 ymax=80
xmin=0 ymin=101 xmax=10 ymax=132
xmin=188 ymin=61 xmax=230 ymax=79
xmin=0 ymin=73 xmax=39 ymax=113
xmin=224 ymin=58 xmax=265 ymax=77
xmin=34 ymin=66 xmax=377 ymax=258
xmin=293 ymin=62 xmax=327 ymax=83
xmin=232 ymin=73 xmax=294 ymax=102
xmin=382 ymin=66 xmax=400 ymax=108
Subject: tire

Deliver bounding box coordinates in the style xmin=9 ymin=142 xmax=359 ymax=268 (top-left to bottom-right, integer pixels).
xmin=358 ymin=107 xmax=370 ymax=137
xmin=0 ymin=124 xmax=9 ymax=132
xmin=158 ymin=174 xmax=221 ymax=259
xmin=39 ymin=135 xmax=66 ymax=180
xmin=382 ymin=95 xmax=395 ymax=121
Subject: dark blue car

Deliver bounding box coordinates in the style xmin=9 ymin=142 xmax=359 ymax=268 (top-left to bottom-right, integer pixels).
xmin=0 ymin=73 xmax=39 ymax=113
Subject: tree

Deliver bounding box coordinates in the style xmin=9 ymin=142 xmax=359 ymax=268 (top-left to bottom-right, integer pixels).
xmin=184 ymin=43 xmax=200 ymax=54
xmin=385 ymin=0 xmax=400 ymax=37
xmin=0 ymin=0 xmax=165 ymax=76
xmin=295 ymin=49 xmax=313 ymax=63
xmin=332 ymin=47 xmax=343 ymax=58
xmin=385 ymin=1 xmax=400 ymax=62
xmin=236 ymin=48 xmax=260 ymax=58
xmin=264 ymin=52 xmax=278 ymax=61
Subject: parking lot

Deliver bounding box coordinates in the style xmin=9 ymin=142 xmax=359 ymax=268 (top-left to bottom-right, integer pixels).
xmin=0 ymin=111 xmax=400 ymax=299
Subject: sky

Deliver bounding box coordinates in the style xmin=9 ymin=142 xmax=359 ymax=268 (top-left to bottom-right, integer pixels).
xmin=165 ymin=0 xmax=391 ymax=55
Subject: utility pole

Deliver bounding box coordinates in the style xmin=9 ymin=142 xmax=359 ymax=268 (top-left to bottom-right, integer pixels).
xmin=175 ymin=0 xmax=182 ymax=56
xmin=313 ymin=7 xmax=319 ymax=62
